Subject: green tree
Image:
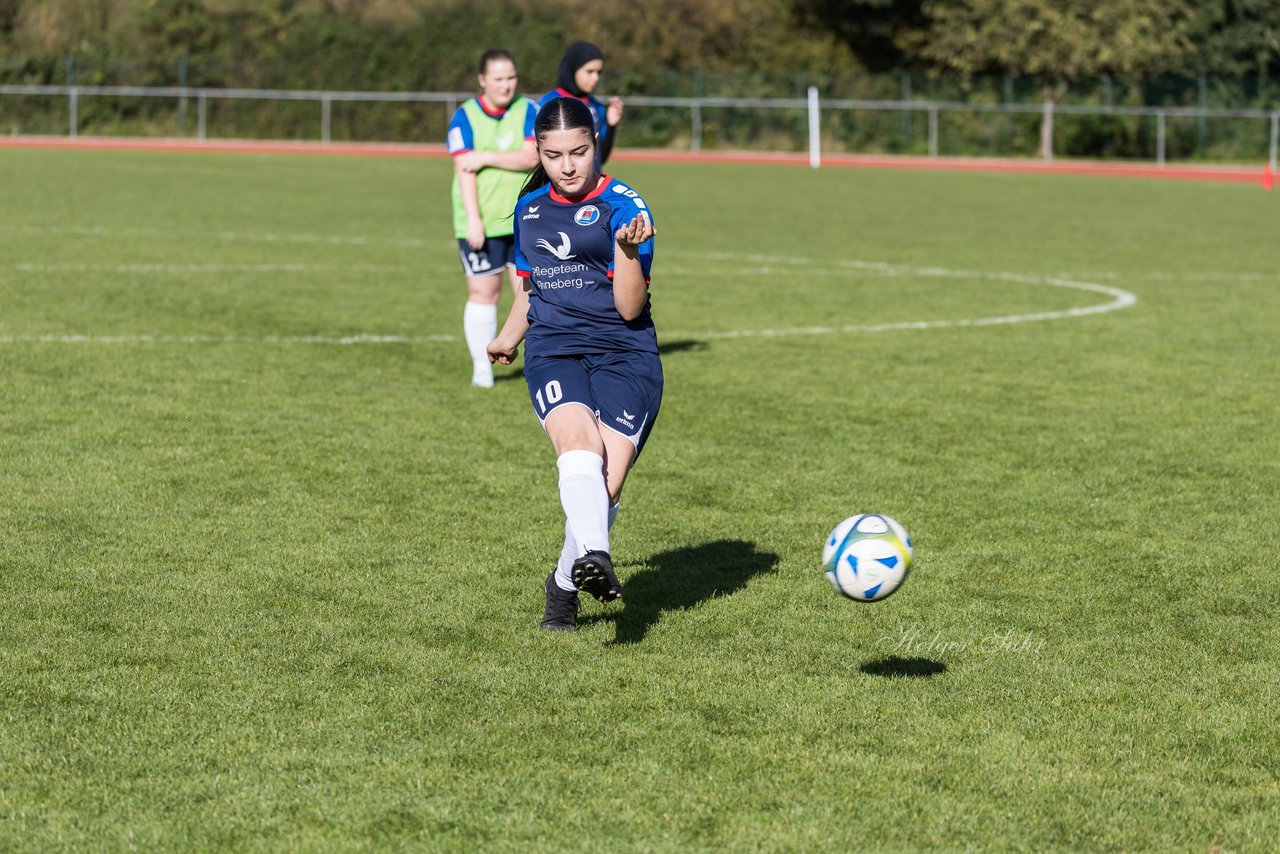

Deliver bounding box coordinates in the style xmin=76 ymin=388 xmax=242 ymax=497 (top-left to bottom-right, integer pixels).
xmin=790 ymin=0 xmax=926 ymax=72
xmin=134 ymin=0 xmax=220 ymax=72
xmin=904 ymin=0 xmax=1195 ymax=157
xmin=1186 ymin=0 xmax=1280 ymax=84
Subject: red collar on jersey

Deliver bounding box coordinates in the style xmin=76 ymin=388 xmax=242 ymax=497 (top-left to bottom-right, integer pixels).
xmin=554 ymin=87 xmax=593 ymax=104
xmin=476 ymin=95 xmax=509 ymax=118
xmin=549 ymin=175 xmax=611 ymax=205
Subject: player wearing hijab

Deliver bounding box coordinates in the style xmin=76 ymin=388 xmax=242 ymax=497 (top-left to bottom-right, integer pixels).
xmin=487 ymin=97 xmax=660 ymax=632
xmin=447 ymin=48 xmax=538 ymax=388
xmin=537 ymin=41 xmax=623 ymax=168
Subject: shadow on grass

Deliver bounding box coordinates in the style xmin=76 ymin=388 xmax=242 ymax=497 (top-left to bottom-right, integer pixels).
xmin=657 ymin=339 xmax=708 ymax=357
xmin=582 ymin=539 xmax=778 ymax=645
xmin=859 ymin=656 xmax=947 ymax=679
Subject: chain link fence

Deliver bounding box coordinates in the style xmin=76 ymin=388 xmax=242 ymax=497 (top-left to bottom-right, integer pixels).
xmin=2 ymin=83 xmax=1277 ymax=169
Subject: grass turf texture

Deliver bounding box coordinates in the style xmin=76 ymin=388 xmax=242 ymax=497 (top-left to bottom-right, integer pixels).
xmin=1 ymin=148 xmax=1278 ymax=851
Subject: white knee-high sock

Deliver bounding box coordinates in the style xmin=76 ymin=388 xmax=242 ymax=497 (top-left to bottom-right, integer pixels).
xmin=463 ymin=301 xmax=497 ymax=381
xmin=552 ymin=450 xmax=609 ymax=585
xmin=555 ymin=502 xmax=620 ymax=591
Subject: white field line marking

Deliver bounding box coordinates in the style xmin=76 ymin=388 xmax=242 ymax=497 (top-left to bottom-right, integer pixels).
xmin=0 ymin=333 xmax=450 ymax=345
xmin=0 ymin=251 xmax=1137 ymax=345
xmin=12 ymin=262 xmax=405 ymax=273
xmin=9 ymin=224 xmax=430 ymax=249
xmin=8 ymin=227 xmax=1268 ymax=283
xmin=666 ymin=251 xmax=1272 ymax=284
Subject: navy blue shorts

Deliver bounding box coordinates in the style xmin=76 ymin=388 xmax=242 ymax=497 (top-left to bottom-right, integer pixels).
xmin=523 ymin=351 xmax=664 ymax=455
xmin=457 ymin=235 xmax=516 ymax=277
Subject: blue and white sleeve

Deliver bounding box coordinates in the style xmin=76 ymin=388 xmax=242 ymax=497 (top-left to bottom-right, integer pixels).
xmin=607 ymin=192 xmax=654 ymax=282
xmin=447 ymin=107 xmax=474 ymax=155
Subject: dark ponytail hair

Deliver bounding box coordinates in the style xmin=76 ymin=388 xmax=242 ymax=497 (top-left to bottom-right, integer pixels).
xmin=478 ymin=48 xmax=516 ymax=75
xmin=518 ymin=97 xmax=598 ymax=198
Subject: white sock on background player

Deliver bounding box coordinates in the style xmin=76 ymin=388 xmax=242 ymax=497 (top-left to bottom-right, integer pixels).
xmin=555 ymin=501 xmax=620 ymax=591
xmin=463 ymin=301 xmax=497 ymax=387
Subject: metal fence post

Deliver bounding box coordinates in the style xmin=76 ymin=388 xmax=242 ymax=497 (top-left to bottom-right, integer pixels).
xmin=1043 ymin=100 xmax=1053 ymax=162
xmin=178 ymin=55 xmax=188 ymax=136
xmin=69 ymin=86 xmax=78 ymax=137
xmin=1271 ymin=112 xmax=1278 ymax=173
xmin=692 ymin=66 xmax=704 ymax=153
xmin=807 ymin=85 xmax=820 ymax=168
xmin=902 ymin=72 xmax=912 ymax=146
xmin=928 ymin=106 xmax=938 ymax=158
xmin=1157 ymin=111 xmax=1166 ymax=166
xmin=322 ymin=94 xmax=331 ymax=143
xmin=198 ymin=92 xmax=207 ymax=141
xmin=1198 ymin=75 xmax=1207 ymax=150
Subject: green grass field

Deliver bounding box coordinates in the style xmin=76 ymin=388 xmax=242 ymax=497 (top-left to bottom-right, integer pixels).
xmin=2 ymin=147 xmax=1278 ymax=851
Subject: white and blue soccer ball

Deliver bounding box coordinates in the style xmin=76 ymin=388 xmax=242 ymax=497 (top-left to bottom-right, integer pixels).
xmin=822 ymin=514 xmax=913 ymax=602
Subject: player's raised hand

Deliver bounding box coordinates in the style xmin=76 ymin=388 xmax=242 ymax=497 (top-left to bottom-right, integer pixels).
xmin=606 ymin=96 xmax=624 ymax=127
xmin=615 ymin=212 xmax=655 ymax=248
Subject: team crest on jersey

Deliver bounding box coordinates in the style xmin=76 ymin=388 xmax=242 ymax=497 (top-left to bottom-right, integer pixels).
xmin=574 ymin=205 xmax=600 ymax=226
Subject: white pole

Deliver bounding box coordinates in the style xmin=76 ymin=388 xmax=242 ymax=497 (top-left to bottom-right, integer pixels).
xmin=1043 ymin=100 xmax=1053 ymax=162
xmin=69 ymin=86 xmax=78 ymax=137
xmin=1157 ymin=111 xmax=1166 ymax=167
xmin=928 ymin=106 xmax=938 ymax=158
xmin=322 ymin=94 xmax=331 ymax=144
xmin=807 ymin=85 xmax=820 ymax=169
xmin=1271 ymin=112 xmax=1278 ymax=173
xmin=198 ymin=93 xmax=207 ymax=141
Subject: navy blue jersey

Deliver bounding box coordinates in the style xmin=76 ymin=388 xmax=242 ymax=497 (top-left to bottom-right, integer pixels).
xmin=514 ymin=175 xmax=656 ymax=357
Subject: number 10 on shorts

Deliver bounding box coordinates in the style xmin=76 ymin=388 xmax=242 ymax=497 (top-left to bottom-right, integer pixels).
xmin=535 ymin=380 xmax=563 ymax=414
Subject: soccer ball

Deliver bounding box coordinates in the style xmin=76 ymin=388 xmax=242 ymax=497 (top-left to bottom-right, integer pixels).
xmin=822 ymin=514 xmax=913 ymax=602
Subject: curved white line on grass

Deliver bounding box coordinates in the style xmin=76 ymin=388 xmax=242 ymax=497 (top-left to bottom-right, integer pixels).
xmin=661 ymin=256 xmax=1137 ymax=340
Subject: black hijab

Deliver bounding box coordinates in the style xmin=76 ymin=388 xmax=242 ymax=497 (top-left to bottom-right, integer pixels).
xmin=555 ymin=41 xmax=605 ymax=97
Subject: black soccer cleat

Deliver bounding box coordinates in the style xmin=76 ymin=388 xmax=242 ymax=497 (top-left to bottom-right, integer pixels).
xmin=571 ymin=550 xmax=622 ymax=604
xmin=539 ymin=572 xmax=580 ymax=632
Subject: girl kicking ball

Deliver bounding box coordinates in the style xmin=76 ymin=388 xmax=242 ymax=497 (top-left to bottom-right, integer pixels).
xmin=487 ymin=97 xmax=661 ymax=631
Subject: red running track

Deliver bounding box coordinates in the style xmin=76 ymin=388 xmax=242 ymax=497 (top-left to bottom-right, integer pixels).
xmin=0 ymin=134 xmax=1272 ymax=187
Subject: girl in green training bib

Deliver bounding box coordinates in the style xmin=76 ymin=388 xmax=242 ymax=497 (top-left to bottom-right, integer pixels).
xmin=446 ymin=48 xmax=539 ymax=388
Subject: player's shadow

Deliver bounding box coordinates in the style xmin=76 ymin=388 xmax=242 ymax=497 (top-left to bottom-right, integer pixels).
xmin=585 ymin=539 xmax=778 ymax=645
xmin=859 ymin=656 xmax=947 ymax=679
xmin=657 ymin=339 xmax=708 ymax=356
xmin=494 ymin=368 xmax=525 ymax=384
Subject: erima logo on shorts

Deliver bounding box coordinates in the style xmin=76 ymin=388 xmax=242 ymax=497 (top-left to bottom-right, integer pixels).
xmin=535 ymin=231 xmax=575 ymax=260
xmin=574 ymin=205 xmax=600 ymax=226
xmin=615 ymin=410 xmax=636 ymax=429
